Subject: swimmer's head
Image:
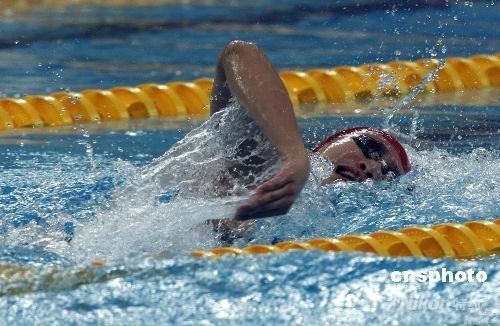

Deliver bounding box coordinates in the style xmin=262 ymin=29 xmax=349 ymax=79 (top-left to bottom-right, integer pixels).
xmin=313 ymin=127 xmax=411 ymax=184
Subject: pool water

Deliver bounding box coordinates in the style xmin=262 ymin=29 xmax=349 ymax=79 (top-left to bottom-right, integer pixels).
xmin=1 ymin=98 xmax=498 ymax=324
xmin=1 ymin=1 xmax=499 ymax=324
xmin=1 ymin=0 xmax=498 ymax=97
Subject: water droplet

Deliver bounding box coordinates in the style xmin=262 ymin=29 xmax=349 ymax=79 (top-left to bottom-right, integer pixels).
xmin=394 ymin=50 xmax=401 ymax=56
xmin=471 ymin=147 xmax=491 ymax=160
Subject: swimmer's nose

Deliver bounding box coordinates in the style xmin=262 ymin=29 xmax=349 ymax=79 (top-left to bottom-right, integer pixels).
xmin=359 ymin=159 xmax=381 ymax=181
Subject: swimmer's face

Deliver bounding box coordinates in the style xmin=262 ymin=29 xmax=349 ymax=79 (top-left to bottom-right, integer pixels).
xmin=318 ymin=131 xmax=406 ymax=184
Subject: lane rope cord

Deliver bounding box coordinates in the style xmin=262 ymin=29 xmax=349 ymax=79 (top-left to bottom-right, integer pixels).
xmin=1 ymin=53 xmax=499 ymax=130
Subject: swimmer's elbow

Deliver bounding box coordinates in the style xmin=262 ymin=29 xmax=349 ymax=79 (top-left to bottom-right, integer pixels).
xmin=220 ymin=40 xmax=262 ymax=61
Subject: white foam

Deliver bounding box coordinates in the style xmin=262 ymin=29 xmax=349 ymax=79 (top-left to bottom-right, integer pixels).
xmin=63 ymin=101 xmax=282 ymax=262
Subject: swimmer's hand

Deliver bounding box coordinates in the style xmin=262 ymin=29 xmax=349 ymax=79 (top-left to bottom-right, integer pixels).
xmin=234 ymin=152 xmax=310 ymax=220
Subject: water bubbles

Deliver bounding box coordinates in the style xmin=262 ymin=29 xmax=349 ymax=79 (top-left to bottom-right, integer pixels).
xmin=471 ymin=147 xmax=492 ymax=161
xmin=436 ymin=58 xmax=446 ymax=69
xmin=75 ymin=126 xmax=98 ymax=179
xmin=14 ymin=40 xmax=19 ymax=45
xmin=85 ymin=143 xmax=93 ymax=154
xmin=62 ymin=102 xmax=282 ymax=261
xmin=70 ymin=95 xmax=79 ymax=105
xmin=377 ymin=71 xmax=396 ymax=92
xmin=53 ymin=68 xmax=64 ymax=81
xmin=410 ymin=111 xmax=420 ymax=141
xmin=384 ymin=4 xmax=397 ymax=16
xmin=428 ymin=48 xmax=438 ymax=57
xmin=80 ymin=127 xmax=90 ymax=138
xmin=441 ymin=45 xmax=447 ymax=54
xmin=384 ymin=56 xmax=444 ymax=130
xmin=394 ymin=50 xmax=402 ymax=57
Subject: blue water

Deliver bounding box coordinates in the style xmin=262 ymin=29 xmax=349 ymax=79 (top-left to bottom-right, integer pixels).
xmin=0 ymin=0 xmax=498 ymax=97
xmin=1 ymin=1 xmax=499 ymax=325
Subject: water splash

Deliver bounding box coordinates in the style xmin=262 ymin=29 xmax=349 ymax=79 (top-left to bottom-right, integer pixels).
xmin=65 ymin=101 xmax=284 ymax=262
xmin=1 ymin=102 xmax=497 ymax=264
xmin=247 ymin=145 xmax=499 ymax=245
xmin=76 ymin=124 xmax=98 ymax=178
xmin=384 ymin=58 xmax=446 ymax=141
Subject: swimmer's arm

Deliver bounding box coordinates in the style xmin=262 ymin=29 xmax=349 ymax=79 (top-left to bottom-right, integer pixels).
xmin=211 ymin=41 xmax=310 ymax=219
xmin=211 ymin=41 xmax=305 ymax=155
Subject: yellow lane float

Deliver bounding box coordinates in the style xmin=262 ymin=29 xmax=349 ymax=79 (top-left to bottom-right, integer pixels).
xmin=192 ymin=219 xmax=500 ymax=259
xmin=1 ymin=54 xmax=499 ymax=130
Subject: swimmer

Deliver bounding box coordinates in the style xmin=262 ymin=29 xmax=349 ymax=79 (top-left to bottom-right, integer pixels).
xmin=64 ymin=41 xmax=410 ymax=247
xmin=210 ymin=41 xmax=410 ymax=222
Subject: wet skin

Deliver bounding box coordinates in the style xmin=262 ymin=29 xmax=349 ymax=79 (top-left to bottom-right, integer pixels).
xmin=318 ymin=131 xmax=405 ymax=184
xmin=212 ymin=130 xmax=407 ymax=244
xmin=209 ymin=41 xmax=408 ymax=221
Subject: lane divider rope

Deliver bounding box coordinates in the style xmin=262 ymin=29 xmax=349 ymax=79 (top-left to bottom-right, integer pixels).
xmin=1 ymin=220 xmax=496 ymax=295
xmin=0 ymin=53 xmax=499 ymax=130
xmin=191 ymin=219 xmax=500 ymax=260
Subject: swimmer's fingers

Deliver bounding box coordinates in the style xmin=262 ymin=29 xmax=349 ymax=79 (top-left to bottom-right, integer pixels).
xmin=257 ymin=179 xmax=297 ymax=203
xmin=234 ymin=183 xmax=296 ymax=220
xmin=250 ymin=179 xmax=297 ymax=207
xmin=235 ymin=156 xmax=309 ymax=220
xmin=256 ymin=170 xmax=292 ymax=193
xmin=257 ymin=155 xmax=309 ymax=194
